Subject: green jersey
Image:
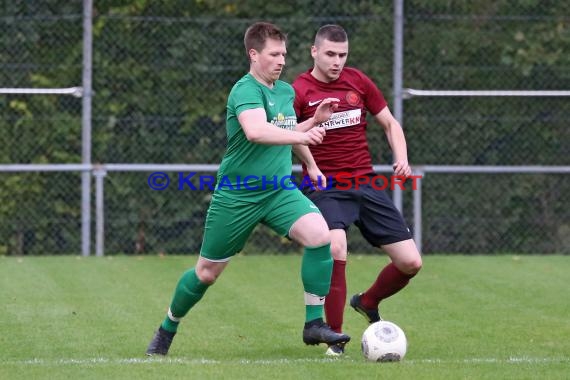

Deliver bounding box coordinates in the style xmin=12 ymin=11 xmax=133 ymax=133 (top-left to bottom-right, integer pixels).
xmin=217 ymin=73 xmax=297 ymax=194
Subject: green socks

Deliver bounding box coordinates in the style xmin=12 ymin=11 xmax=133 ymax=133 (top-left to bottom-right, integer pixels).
xmin=159 ymin=246 xmax=332 ymax=332
xmin=160 ymin=268 xmax=210 ymax=333
xmin=301 ymin=243 xmax=333 ymax=322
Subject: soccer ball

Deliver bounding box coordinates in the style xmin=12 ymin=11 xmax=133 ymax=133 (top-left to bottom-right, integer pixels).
xmin=361 ymin=321 xmax=407 ymax=362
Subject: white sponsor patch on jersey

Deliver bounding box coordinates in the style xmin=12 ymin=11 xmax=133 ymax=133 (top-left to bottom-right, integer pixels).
xmin=319 ymin=109 xmax=361 ymax=130
xmin=272 ymin=114 xmax=297 ymax=130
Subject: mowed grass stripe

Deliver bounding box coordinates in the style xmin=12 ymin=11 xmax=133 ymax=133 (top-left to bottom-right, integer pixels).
xmin=1 ymin=254 xmax=569 ymax=380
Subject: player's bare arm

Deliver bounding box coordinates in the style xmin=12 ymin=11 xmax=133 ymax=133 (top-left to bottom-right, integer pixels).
xmin=239 ymin=108 xmax=325 ymax=146
xmin=295 ymin=97 xmax=340 ymax=132
xmin=374 ymin=107 xmax=412 ymax=177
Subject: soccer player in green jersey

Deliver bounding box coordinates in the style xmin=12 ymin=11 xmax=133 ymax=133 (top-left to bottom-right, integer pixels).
xmin=146 ymin=22 xmax=350 ymax=356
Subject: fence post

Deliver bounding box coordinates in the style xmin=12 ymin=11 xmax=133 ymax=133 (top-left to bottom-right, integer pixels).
xmin=81 ymin=0 xmax=94 ymax=256
xmin=94 ymin=167 xmax=107 ymax=257
xmin=413 ymin=169 xmax=423 ymax=254
xmin=392 ymin=0 xmax=404 ymax=212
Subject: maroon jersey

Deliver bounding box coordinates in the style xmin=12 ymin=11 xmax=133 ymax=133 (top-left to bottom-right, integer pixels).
xmin=293 ymin=67 xmax=388 ymax=179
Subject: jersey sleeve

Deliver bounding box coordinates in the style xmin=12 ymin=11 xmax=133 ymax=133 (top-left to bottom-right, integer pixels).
xmin=361 ymin=72 xmax=388 ymax=116
xmin=229 ymin=81 xmax=264 ymax=117
xmin=292 ymin=79 xmax=304 ymax=118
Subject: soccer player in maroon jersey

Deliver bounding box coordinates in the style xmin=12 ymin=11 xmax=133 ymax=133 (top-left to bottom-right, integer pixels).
xmin=292 ymin=24 xmax=422 ymax=356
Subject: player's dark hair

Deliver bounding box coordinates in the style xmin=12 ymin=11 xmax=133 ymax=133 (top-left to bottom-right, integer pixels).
xmin=244 ymin=22 xmax=287 ymax=58
xmin=314 ymin=24 xmax=348 ymax=45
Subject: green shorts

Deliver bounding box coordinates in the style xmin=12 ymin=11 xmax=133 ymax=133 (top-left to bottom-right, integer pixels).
xmin=200 ymin=189 xmax=320 ymax=261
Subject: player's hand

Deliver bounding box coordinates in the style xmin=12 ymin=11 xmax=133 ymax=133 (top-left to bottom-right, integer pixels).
xmin=306 ymin=166 xmax=327 ymax=190
xmin=313 ymin=98 xmax=340 ymax=124
xmin=392 ymin=160 xmax=412 ymax=177
xmin=301 ymin=127 xmax=326 ymax=145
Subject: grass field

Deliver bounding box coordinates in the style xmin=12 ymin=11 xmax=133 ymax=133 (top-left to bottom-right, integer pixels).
xmin=1 ymin=254 xmax=569 ymax=379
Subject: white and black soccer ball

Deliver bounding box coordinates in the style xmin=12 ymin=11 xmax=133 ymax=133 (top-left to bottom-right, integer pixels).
xmin=361 ymin=321 xmax=407 ymax=362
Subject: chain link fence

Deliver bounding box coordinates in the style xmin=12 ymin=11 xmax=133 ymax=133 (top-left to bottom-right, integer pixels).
xmin=1 ymin=1 xmax=568 ymax=255
xmin=401 ymin=3 xmax=569 ymax=254
xmin=1 ymin=2 xmax=83 ymax=255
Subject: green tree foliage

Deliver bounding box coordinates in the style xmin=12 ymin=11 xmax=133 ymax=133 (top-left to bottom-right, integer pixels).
xmin=0 ymin=0 xmax=567 ymax=254
xmin=403 ymin=1 xmax=569 ymax=253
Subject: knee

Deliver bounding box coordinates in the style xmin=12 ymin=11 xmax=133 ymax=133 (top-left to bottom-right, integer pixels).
xmin=305 ymin=228 xmax=331 ymax=248
xmin=330 ymin=240 xmax=347 ymax=261
xmin=195 ymin=267 xmax=219 ymax=285
xmin=401 ymin=256 xmax=422 ymax=275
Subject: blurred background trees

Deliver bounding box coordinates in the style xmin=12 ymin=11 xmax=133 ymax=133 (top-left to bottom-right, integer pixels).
xmin=0 ymin=0 xmax=568 ymax=254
